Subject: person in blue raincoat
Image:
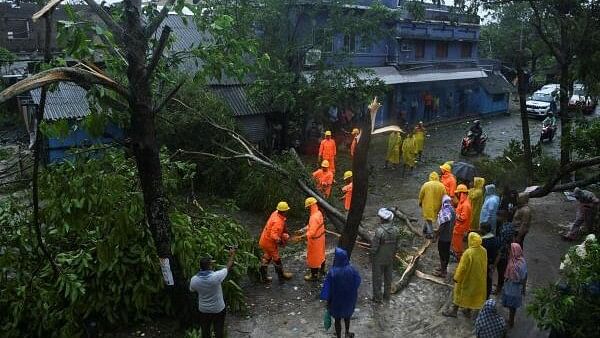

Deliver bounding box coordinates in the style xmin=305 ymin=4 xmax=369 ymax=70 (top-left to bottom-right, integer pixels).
xmin=480 ymin=184 xmax=500 ymax=234
xmin=320 ymin=247 xmax=361 ymax=338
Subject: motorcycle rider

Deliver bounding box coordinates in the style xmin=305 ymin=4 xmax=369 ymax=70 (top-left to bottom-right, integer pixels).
xmin=542 ymin=112 xmax=557 ymax=140
xmin=469 ymin=120 xmax=483 ymax=147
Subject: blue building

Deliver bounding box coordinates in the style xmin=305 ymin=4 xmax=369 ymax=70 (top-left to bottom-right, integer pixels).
xmin=301 ymin=1 xmax=513 ymax=127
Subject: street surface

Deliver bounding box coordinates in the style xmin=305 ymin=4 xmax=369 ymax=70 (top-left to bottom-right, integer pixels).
xmin=227 ymin=107 xmax=592 ymax=338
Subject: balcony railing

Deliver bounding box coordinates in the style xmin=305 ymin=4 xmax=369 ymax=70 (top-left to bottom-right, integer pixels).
xmin=400 ymin=2 xmax=480 ymax=25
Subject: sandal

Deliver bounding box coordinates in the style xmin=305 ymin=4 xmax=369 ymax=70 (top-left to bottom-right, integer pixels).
xmin=442 ymin=309 xmax=457 ymax=318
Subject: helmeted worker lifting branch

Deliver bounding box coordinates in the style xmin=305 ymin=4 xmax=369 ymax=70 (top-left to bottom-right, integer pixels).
xmin=319 ymin=130 xmax=337 ymax=173
xmin=313 ymin=160 xmax=334 ymax=198
xmin=297 ymin=197 xmax=327 ymax=281
xmin=258 ymin=202 xmax=293 ymax=284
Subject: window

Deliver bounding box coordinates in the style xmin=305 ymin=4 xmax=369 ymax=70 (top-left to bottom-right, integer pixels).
xmin=6 ymin=19 xmax=30 ymax=40
xmin=436 ymin=41 xmax=448 ymax=59
xmin=493 ymin=94 xmax=505 ymax=102
xmin=314 ymin=28 xmax=333 ymax=52
xmin=414 ymin=40 xmax=425 ymax=59
xmin=461 ymin=42 xmax=472 ymax=58
xmin=343 ymin=34 xmax=356 ymax=53
xmin=355 ymin=36 xmax=372 ymax=53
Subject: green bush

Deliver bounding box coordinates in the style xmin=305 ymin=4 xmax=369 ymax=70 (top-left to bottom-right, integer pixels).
xmin=527 ymin=237 xmax=600 ymax=337
xmin=0 ymin=150 xmax=258 ymax=337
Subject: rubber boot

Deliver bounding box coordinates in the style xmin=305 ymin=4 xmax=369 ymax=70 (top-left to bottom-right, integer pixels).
xmin=274 ymin=261 xmax=293 ymax=284
xmin=304 ymin=268 xmax=319 ymax=281
xmin=319 ymin=262 xmax=326 ymax=277
xmin=259 ymin=265 xmax=272 ymax=283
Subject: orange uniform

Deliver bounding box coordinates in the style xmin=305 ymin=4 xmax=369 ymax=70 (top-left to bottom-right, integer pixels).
xmin=306 ymin=204 xmax=326 ymax=269
xmin=342 ymin=182 xmax=353 ymax=210
xmin=451 ymin=193 xmax=472 ymax=260
xmin=350 ymin=137 xmax=358 ymax=158
xmin=259 ymin=211 xmax=288 ymax=262
xmin=319 ymin=138 xmax=337 ymax=172
xmin=313 ymin=168 xmax=334 ymax=198
xmin=441 ymin=171 xmax=457 ymax=198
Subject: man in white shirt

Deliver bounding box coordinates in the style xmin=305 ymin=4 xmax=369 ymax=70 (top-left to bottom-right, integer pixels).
xmin=190 ymin=248 xmax=236 ymax=338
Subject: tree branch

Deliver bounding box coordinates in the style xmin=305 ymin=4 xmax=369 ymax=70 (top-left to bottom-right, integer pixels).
xmin=0 ymin=67 xmax=128 ymax=104
xmin=147 ymin=26 xmax=172 ymax=79
xmin=528 ymin=0 xmax=564 ymax=63
xmin=528 ymin=156 xmax=600 ymax=198
xmin=146 ymin=0 xmax=176 ymax=37
xmin=153 ymin=78 xmax=184 ymax=114
xmin=80 ymin=0 xmax=124 ymax=38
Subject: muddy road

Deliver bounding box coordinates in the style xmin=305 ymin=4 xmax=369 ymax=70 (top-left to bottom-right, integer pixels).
xmin=226 ymin=108 xmax=586 ymax=338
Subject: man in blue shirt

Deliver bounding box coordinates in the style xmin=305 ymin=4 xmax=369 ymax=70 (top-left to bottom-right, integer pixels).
xmin=190 ymin=248 xmax=236 ymax=338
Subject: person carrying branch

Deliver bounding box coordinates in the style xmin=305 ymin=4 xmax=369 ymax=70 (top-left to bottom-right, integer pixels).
xmin=296 ymin=197 xmax=327 ymax=281
xmin=258 ymin=202 xmax=293 ymax=284
xmin=371 ymin=208 xmax=399 ymax=303
xmin=313 ymin=160 xmax=334 ymax=198
xmin=319 ymin=130 xmax=337 ymax=173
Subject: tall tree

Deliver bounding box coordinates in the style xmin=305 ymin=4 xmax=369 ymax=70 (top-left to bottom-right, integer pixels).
xmin=0 ymin=0 xmax=256 ymax=313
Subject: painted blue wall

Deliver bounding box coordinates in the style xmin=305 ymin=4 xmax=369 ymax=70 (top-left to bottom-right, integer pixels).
xmin=47 ymin=121 xmax=123 ymax=162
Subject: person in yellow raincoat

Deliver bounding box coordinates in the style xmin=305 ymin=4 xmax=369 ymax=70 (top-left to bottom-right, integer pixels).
xmin=414 ymin=122 xmax=426 ymax=161
xmin=401 ymin=133 xmax=417 ymax=177
xmin=468 ymin=177 xmax=486 ymax=231
xmin=443 ymin=232 xmax=487 ymax=318
xmin=385 ymin=131 xmax=402 ymax=168
xmin=418 ymin=172 xmax=447 ymax=238
xmin=297 ymin=197 xmax=327 ymax=281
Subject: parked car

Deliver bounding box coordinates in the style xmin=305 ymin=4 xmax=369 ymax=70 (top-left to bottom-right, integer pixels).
xmin=569 ymin=84 xmax=597 ymax=114
xmin=527 ymin=87 xmax=560 ymax=118
xmin=541 ymin=83 xmax=560 ymax=91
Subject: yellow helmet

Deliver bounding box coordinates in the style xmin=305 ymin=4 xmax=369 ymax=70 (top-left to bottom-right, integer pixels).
xmin=440 ymin=163 xmax=452 ymax=173
xmin=343 ymin=171 xmax=353 ymax=180
xmin=276 ymin=201 xmax=290 ymax=212
xmin=325 ymin=130 xmax=332 ymax=136
xmin=321 ymin=160 xmax=330 ymax=168
xmin=305 ymin=197 xmax=317 ymax=208
xmin=351 ymin=128 xmax=359 ymax=135
xmin=455 ymin=184 xmax=468 ymax=194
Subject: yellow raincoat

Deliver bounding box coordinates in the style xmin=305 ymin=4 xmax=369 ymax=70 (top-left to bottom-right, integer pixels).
xmin=402 ymin=135 xmax=417 ymax=168
xmin=468 ymin=177 xmax=486 ymax=230
xmin=386 ymin=132 xmax=402 ymax=165
xmin=418 ymin=172 xmax=447 ymax=221
xmin=453 ymin=232 xmax=487 ymax=310
xmin=414 ymin=125 xmax=425 ymax=153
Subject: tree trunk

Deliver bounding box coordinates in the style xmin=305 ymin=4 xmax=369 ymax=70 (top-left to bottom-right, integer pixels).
xmin=123 ymin=0 xmax=190 ymax=318
xmin=558 ymin=21 xmax=571 ymax=168
xmin=517 ymin=64 xmax=533 ymax=184
xmin=339 ymin=111 xmax=371 ymax=257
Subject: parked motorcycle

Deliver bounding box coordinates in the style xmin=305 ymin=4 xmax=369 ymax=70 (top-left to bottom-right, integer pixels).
xmin=461 ymin=131 xmax=487 ymax=156
xmin=540 ymin=123 xmax=556 ymax=142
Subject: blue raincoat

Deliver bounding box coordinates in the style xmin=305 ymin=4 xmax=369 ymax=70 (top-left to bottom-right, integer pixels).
xmin=320 ymin=247 xmax=361 ymax=319
xmin=480 ymin=184 xmax=500 ymax=233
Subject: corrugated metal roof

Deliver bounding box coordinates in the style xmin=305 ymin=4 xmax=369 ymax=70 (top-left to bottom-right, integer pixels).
xmin=237 ymin=114 xmax=266 ymax=143
xmin=303 ymin=66 xmax=488 ymax=86
xmin=479 ymin=73 xmax=514 ymax=94
xmin=30 ymin=82 xmax=89 ymax=120
xmin=210 ymin=85 xmax=262 ymax=117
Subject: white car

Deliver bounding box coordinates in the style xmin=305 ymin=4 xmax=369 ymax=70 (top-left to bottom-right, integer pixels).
xmin=527 ymin=88 xmax=559 ymax=118
xmin=569 ymin=84 xmax=597 ymax=114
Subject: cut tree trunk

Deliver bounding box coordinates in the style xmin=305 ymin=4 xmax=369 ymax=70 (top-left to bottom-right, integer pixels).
xmin=391 ymin=239 xmax=432 ymax=293
xmin=339 ymin=113 xmax=372 ymax=257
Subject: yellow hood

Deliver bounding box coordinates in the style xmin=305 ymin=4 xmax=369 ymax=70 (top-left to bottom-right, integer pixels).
xmin=429 ymin=172 xmax=440 ymax=181
xmin=473 ymin=177 xmax=485 ymax=189
xmin=468 ymin=232 xmax=482 ymax=248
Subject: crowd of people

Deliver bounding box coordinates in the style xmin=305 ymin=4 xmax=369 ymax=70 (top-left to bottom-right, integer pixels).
xmin=187 ymin=124 xmax=599 ymax=338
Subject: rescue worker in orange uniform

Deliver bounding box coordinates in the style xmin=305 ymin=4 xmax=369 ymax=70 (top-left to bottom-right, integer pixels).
xmin=350 ymin=128 xmax=360 ymax=158
xmin=313 ymin=160 xmax=334 ymax=198
xmin=340 ymin=171 xmax=353 ymax=211
xmin=319 ymin=130 xmax=337 ymax=173
xmin=451 ymin=184 xmax=473 ymax=261
xmin=440 ymin=163 xmax=457 ymax=201
xmin=258 ymin=202 xmax=294 ymax=284
xmin=297 ymin=197 xmax=327 ymax=281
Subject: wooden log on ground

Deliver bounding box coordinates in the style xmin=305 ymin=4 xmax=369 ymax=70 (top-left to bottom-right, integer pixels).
xmin=391 ymin=239 xmax=432 ymax=294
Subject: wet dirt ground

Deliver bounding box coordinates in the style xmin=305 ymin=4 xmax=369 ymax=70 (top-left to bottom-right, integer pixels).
xmin=225 ymin=107 xmax=588 ymax=338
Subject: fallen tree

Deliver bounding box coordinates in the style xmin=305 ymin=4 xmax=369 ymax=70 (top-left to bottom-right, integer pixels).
xmin=528 ymin=156 xmax=600 ymax=198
